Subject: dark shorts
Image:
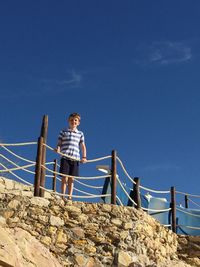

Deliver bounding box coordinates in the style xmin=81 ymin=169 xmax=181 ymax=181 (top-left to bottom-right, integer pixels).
xmin=59 ymin=157 xmax=79 ymax=177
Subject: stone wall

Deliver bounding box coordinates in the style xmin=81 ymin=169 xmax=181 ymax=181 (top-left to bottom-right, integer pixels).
xmin=0 ymin=177 xmax=197 ymax=267
xmin=178 ymin=235 xmax=200 ymax=266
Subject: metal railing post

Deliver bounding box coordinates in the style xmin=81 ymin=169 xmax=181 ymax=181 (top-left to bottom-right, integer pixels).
xmin=39 ymin=115 xmax=48 ymax=197
xmin=34 ymin=137 xmax=43 ymax=197
xmin=52 ymin=159 xmax=57 ymax=192
xmin=111 ymin=150 xmax=117 ymax=205
xmin=185 ymin=194 xmax=188 ymax=208
xmin=133 ymin=177 xmax=141 ymax=209
xmin=170 ymin=186 xmax=177 ymax=233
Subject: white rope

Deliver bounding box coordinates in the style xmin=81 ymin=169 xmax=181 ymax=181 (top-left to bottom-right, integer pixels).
xmin=44 ymin=162 xmax=57 ymax=177
xmin=188 ymin=197 xmax=200 ymax=208
xmin=0 ymin=142 xmax=37 ymax=146
xmin=45 ymin=174 xmax=54 ymax=178
xmin=139 ymin=185 xmax=170 ymax=194
xmin=163 ymin=224 xmax=172 ymax=227
xmin=177 ymin=224 xmax=200 ymax=230
xmin=176 ymin=207 xmax=200 ymax=218
xmin=117 ymin=156 xmax=170 ymax=194
xmin=40 ymin=186 xmax=111 ymax=199
xmin=116 ymin=176 xmax=138 ymax=206
xmin=1 ymin=146 xmax=35 ymax=163
xmin=128 ymin=185 xmax=170 ymax=194
xmin=0 ymin=154 xmax=36 ymax=175
xmin=74 ymin=179 xmax=103 ymax=189
xmin=116 ymin=195 xmax=124 ymax=206
xmin=73 ymin=187 xmax=99 ymax=196
xmin=39 ymin=185 xmax=53 ymax=192
xmin=85 ymin=155 xmax=112 ymax=163
xmin=142 ymin=206 xmax=171 ymax=212
xmin=53 ymin=176 xmax=62 ymax=182
xmin=41 ymin=164 xmax=111 ymax=180
xmin=44 ymin=143 xmax=111 ymax=163
xmin=0 ymin=163 xmax=33 ymax=186
xmin=116 ymin=156 xmax=136 ymax=185
xmin=176 ymin=190 xmax=200 ymax=198
xmin=0 ymin=163 xmax=35 ymax=173
xmin=45 ymin=162 xmax=55 ymax=165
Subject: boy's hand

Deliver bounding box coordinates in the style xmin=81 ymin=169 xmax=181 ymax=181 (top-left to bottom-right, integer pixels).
xmin=81 ymin=157 xmax=87 ymax=163
xmin=54 ymin=147 xmax=60 ymax=153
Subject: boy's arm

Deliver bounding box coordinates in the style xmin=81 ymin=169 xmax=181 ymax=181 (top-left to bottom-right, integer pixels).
xmin=55 ymin=138 xmax=61 ymax=153
xmin=80 ymin=142 xmax=87 ymax=163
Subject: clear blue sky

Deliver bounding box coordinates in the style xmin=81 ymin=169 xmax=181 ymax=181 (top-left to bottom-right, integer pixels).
xmin=1 ymin=1 xmax=200 ymax=204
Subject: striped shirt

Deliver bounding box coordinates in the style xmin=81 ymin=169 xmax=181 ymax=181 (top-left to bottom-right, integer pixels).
xmin=57 ymin=128 xmax=85 ymax=161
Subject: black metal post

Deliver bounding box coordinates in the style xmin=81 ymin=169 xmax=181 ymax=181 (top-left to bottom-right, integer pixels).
xmin=111 ymin=150 xmax=117 ymax=205
xmin=39 ymin=115 xmax=48 ymax=197
xmin=34 ymin=137 xmax=43 ymax=197
xmin=185 ymin=194 xmax=188 ymax=209
xmin=133 ymin=177 xmax=141 ymax=209
xmin=52 ymin=159 xmax=57 ymax=192
xmin=170 ymin=186 xmax=176 ymax=233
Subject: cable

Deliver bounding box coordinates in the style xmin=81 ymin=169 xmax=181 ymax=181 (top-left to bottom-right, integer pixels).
xmin=42 ymin=164 xmax=111 ymax=180
xmin=176 ymin=190 xmax=200 ymax=198
xmin=1 ymin=146 xmax=35 ymax=163
xmin=176 ymin=207 xmax=200 ymax=218
xmin=0 ymin=142 xmax=37 ymax=146
xmin=44 ymin=143 xmax=111 ymax=163
xmin=0 ymin=163 xmax=33 ymax=186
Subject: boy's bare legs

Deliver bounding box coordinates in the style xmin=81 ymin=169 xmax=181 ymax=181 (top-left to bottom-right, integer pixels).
xmin=67 ymin=177 xmax=74 ymax=200
xmin=61 ymin=176 xmax=68 ymax=200
xmin=61 ymin=176 xmax=74 ymax=200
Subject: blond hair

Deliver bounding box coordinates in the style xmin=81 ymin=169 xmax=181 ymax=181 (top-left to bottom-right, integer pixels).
xmin=68 ymin=112 xmax=81 ymax=121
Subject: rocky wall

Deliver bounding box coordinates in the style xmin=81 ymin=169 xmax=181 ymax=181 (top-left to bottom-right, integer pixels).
xmin=0 ymin=177 xmax=194 ymax=267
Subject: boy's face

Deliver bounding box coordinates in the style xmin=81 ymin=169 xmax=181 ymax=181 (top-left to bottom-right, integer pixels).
xmin=68 ymin=116 xmax=80 ymax=129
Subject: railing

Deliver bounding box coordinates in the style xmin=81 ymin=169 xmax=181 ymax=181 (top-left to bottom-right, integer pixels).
xmin=0 ymin=115 xmax=200 ymax=235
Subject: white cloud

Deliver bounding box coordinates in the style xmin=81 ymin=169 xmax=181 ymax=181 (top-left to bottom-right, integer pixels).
xmin=1 ymin=70 xmax=83 ymax=99
xmin=137 ymin=41 xmax=192 ymax=66
xmin=56 ymin=70 xmax=82 ymax=86
xmin=143 ymin=163 xmax=180 ymax=172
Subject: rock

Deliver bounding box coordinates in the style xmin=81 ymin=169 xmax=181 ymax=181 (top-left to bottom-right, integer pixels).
xmin=50 ymin=215 xmax=64 ymax=226
xmin=0 ymin=226 xmax=62 ymax=267
xmin=0 ymin=177 xmax=199 ymax=267
xmin=30 ymin=197 xmax=50 ymax=207
xmin=117 ymin=251 xmax=133 ymax=267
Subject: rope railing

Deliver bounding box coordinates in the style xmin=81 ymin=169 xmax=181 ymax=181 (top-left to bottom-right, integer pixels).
xmin=139 ymin=185 xmax=170 ymax=194
xmin=188 ymin=197 xmax=200 ymax=208
xmin=177 ymin=225 xmax=200 ymax=230
xmin=176 ymin=207 xmax=200 ymax=218
xmin=0 ymin=142 xmax=37 ymax=146
xmin=116 ymin=195 xmax=124 ymax=206
xmin=44 ymin=143 xmax=112 ymax=163
xmin=1 ymin=146 xmax=36 ymax=164
xmin=0 ymin=154 xmax=36 ymax=175
xmin=74 ymin=179 xmax=103 ymax=189
xmin=116 ymin=156 xmax=136 ymax=185
xmin=0 ymin=163 xmax=33 ymax=186
xmin=39 ymin=185 xmax=111 ymax=199
xmin=116 ymin=176 xmax=138 ymax=206
xmin=176 ymin=190 xmax=200 ymax=198
xmin=41 ymin=164 xmax=111 ymax=180
xmin=116 ymin=156 xmax=170 ymax=194
xmin=142 ymin=206 xmax=171 ymax=213
xmin=73 ymin=187 xmax=99 ymax=196
xmin=1 ymin=136 xmax=200 ymax=236
xmin=0 ymin=163 xmax=35 ymax=173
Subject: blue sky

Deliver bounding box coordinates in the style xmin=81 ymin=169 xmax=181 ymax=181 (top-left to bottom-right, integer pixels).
xmin=1 ymin=1 xmax=200 ymax=205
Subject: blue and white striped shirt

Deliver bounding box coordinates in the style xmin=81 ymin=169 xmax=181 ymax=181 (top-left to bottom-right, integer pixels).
xmin=57 ymin=128 xmax=85 ymax=161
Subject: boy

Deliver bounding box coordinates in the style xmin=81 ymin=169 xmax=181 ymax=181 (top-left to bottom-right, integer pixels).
xmin=55 ymin=113 xmax=87 ymax=200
